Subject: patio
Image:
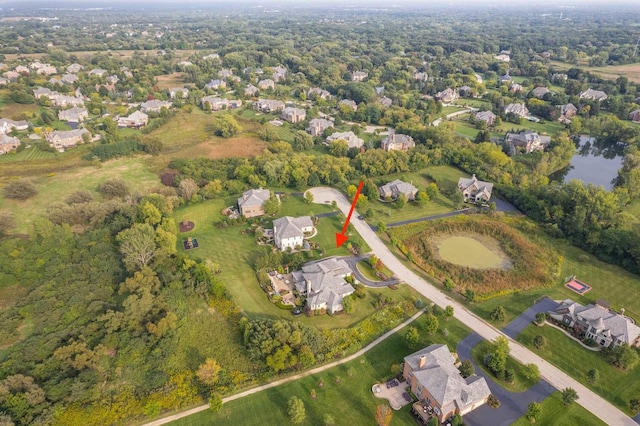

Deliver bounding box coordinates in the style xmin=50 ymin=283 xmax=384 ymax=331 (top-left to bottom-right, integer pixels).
xmin=372 ymin=379 xmax=413 ymax=410
xmin=268 ymin=271 xmax=296 ymax=305
xmin=412 ymin=401 xmax=438 ymax=425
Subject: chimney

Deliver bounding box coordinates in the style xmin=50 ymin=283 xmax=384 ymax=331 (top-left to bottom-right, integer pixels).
xmin=621 ymin=307 xmax=626 ymax=317
xmin=472 ymin=173 xmax=476 ymax=180
xmin=418 ymin=355 xmax=427 ymax=369
xmin=306 ymin=278 xmax=311 ymax=296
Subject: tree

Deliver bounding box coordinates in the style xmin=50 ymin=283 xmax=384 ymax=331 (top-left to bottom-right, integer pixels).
xmin=630 ymin=398 xmax=640 ymax=414
xmin=424 ymin=313 xmax=439 ymax=335
xmin=140 ymin=137 xmax=164 ymax=155
xmin=293 ymin=131 xmax=314 ymax=151
xmin=526 ymin=401 xmax=542 ymax=423
xmin=524 ymin=363 xmax=540 ymax=382
xmin=459 ymin=359 xmax=475 ymax=378
xmin=464 ymin=289 xmax=476 ymax=303
xmin=304 ymin=191 xmax=314 ymax=204
xmin=532 ymin=335 xmax=547 ymax=349
xmin=375 ymin=404 xmax=393 ymax=426
xmin=487 ymin=336 xmax=509 ymax=377
xmin=487 ymin=394 xmax=501 ymax=408
xmin=324 ymin=413 xmax=336 ymax=426
xmin=197 ymin=358 xmax=222 ymax=387
xmin=329 ymin=139 xmax=349 ymax=157
xmin=288 ymin=396 xmax=306 ymax=425
xmin=116 ymin=223 xmax=159 ymax=271
xmin=394 ymin=194 xmax=407 ymax=209
xmin=342 ymin=294 xmax=354 ymax=314
xmin=208 ymin=393 xmax=223 ymax=413
xmin=561 ymin=387 xmax=578 ymax=406
xmin=608 ymin=344 xmax=639 ymax=370
xmin=179 ymin=178 xmax=199 ymax=202
xmin=0 ymin=210 xmax=15 ymax=236
xmin=211 ymin=114 xmax=241 ymax=138
xmin=587 ymin=368 xmax=599 ymax=384
xmin=98 ymin=178 xmax=130 ymax=199
xmin=263 ymin=195 xmax=281 ymax=215
xmin=443 ymin=278 xmax=456 ymax=291
xmin=425 ymin=183 xmax=439 ymax=199
xmin=490 ymin=306 xmax=506 ymax=322
xmin=405 ymin=326 xmax=419 ymax=347
xmin=451 ymin=189 xmax=465 ymax=209
xmin=415 ymin=191 xmax=430 ymax=207
xmin=444 ymin=305 xmax=454 ymax=317
xmin=535 ymin=312 xmax=546 ymax=325
xmin=427 ymin=418 xmax=438 ymax=426
xmin=3 ymin=178 xmax=37 ymax=200
xmin=377 ymin=221 xmax=387 ymax=233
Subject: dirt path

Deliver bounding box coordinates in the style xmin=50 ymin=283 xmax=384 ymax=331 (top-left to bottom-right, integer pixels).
xmin=142 ymin=308 xmax=426 ymax=426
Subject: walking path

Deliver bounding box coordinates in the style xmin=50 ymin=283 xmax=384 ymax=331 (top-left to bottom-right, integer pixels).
xmin=142 ymin=309 xmax=426 ymax=426
xmin=308 ymin=186 xmax=638 ymax=426
xmin=431 ymin=107 xmax=478 ymax=126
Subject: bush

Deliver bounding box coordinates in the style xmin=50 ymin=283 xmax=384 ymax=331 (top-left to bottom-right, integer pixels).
xmin=487 ymin=394 xmax=500 ymax=408
xmin=3 ymin=178 xmax=38 ymax=200
xmin=532 ymin=335 xmax=547 ymax=349
xmin=87 ymin=140 xmax=140 ymax=161
xmin=535 ymin=312 xmax=546 ymax=325
xmin=490 ymin=306 xmax=506 ymax=322
xmin=98 ymin=178 xmax=130 ymax=199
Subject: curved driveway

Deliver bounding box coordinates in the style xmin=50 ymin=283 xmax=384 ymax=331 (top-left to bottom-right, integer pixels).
xmin=308 ymin=186 xmax=637 ymax=426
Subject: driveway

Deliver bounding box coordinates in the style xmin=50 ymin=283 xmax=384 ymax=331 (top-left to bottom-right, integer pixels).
xmin=458 ymin=333 xmax=556 ymax=426
xmin=492 ymin=197 xmax=521 ymax=214
xmin=307 ymin=186 xmax=638 ymax=426
xmin=341 ymin=254 xmax=402 ymax=288
xmin=502 ymin=297 xmax=560 ymax=339
xmin=383 ymin=209 xmax=470 ymax=229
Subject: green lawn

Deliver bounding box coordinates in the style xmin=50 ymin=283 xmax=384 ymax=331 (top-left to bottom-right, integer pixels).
xmin=167 ymin=310 xmax=473 ymax=426
xmin=451 ymin=99 xmax=492 ymax=109
xmin=0 ymin=146 xmax=59 ymax=164
xmin=424 ymin=164 xmax=470 ymax=192
xmin=517 ymin=324 xmax=640 ymax=415
xmin=470 ymin=340 xmax=539 ymax=393
xmin=511 ymin=391 xmax=607 ymax=426
xmin=357 ymin=260 xmax=381 ymax=282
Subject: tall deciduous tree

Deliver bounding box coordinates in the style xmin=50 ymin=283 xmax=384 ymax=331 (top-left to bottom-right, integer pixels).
xmin=375 ymin=404 xmax=393 ymax=426
xmin=179 ymin=178 xmax=199 ymax=202
xmin=287 ymin=396 xmax=306 ymax=425
xmin=211 ymin=114 xmax=241 ymax=138
xmin=116 ymin=223 xmax=159 ymax=271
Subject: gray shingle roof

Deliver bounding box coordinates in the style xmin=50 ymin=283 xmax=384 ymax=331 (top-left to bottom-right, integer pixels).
xmin=238 ymin=189 xmax=270 ymax=209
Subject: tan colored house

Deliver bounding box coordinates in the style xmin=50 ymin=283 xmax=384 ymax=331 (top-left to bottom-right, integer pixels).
xmin=325 ymin=131 xmax=364 ymax=150
xmin=504 ymin=103 xmax=529 ymax=118
xmin=629 ymin=109 xmax=640 ymax=123
xmin=381 ymin=133 xmax=415 ymax=152
xmin=307 ymin=87 xmax=332 ymax=100
xmin=117 ymin=110 xmax=149 ymax=128
xmin=457 ymin=174 xmax=493 ymax=203
xmin=258 ymin=79 xmax=275 ymax=90
xmin=253 ymin=99 xmax=285 ymax=113
xmin=169 ymin=87 xmax=189 ymax=99
xmin=474 ymin=110 xmax=497 ymax=127
xmin=580 ymin=88 xmax=608 ymax=102
xmin=435 ymin=88 xmax=458 ymax=103
xmin=47 ymin=128 xmax=90 ymax=151
xmin=237 ymin=189 xmax=271 ymax=218
xmin=338 ymin=99 xmax=357 ymax=112
xmin=245 ymin=84 xmax=259 ymax=97
xmin=141 ymin=100 xmax=172 ymax=113
xmin=58 ymin=107 xmax=89 ymax=124
xmin=307 ymin=118 xmax=333 ymax=137
xmin=205 ymin=79 xmax=226 ymax=90
xmin=404 ymin=344 xmax=491 ymax=424
xmin=280 ymin=107 xmax=306 ymax=123
xmin=504 ymin=130 xmax=550 ymax=153
xmin=351 ymin=71 xmax=368 ymax=81
xmin=378 ymin=179 xmax=418 ymax=201
xmin=0 ymin=134 xmax=20 ymax=154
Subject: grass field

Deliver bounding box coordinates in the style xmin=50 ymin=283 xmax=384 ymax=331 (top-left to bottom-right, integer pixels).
xmin=356 ymin=260 xmax=381 ymax=281
xmin=0 ymin=157 xmax=159 ymax=233
xmin=517 ymin=324 xmax=640 ymax=415
xmin=0 ymin=102 xmax=39 ymax=120
xmin=166 ymin=311 xmax=473 ymax=426
xmin=0 ymin=146 xmax=59 ymax=163
xmin=432 ymin=233 xmax=510 ymax=270
xmin=549 ymin=60 xmax=640 ymax=83
xmin=156 ymin=72 xmax=189 ymax=89
xmin=470 ymin=340 xmax=538 ymax=393
xmin=511 ymin=391 xmax=607 ymax=426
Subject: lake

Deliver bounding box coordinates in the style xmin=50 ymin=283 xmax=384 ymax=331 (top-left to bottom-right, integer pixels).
xmin=551 ymin=136 xmax=625 ymax=190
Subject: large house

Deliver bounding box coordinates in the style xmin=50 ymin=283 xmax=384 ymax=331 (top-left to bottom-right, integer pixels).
xmin=292 ymin=257 xmax=356 ymax=314
xmin=273 ymin=216 xmax=314 ymax=251
xmin=504 ymin=103 xmax=529 ymax=118
xmin=117 ymin=110 xmax=149 ymax=128
xmin=378 ymin=179 xmax=418 ymax=201
xmin=204 ymin=79 xmax=226 ymax=90
xmin=629 ymin=109 xmax=640 ymax=123
xmin=244 ymin=84 xmax=259 ymax=97
xmin=58 ymin=107 xmax=88 ymax=124
xmin=253 ymin=99 xmax=285 ymax=113
xmin=338 ymin=99 xmax=357 ymax=112
xmin=457 ymin=174 xmax=493 ymax=203
xmin=0 ymin=118 xmax=29 ymax=134
xmin=202 ymin=96 xmax=242 ymax=111
xmin=531 ymin=86 xmax=551 ymax=99
xmin=307 ymin=87 xmax=332 ymax=100
xmin=404 ymin=344 xmax=491 ymax=424
xmin=381 ymin=133 xmax=415 ymax=152
xmin=435 ymin=88 xmax=458 ymax=103
xmin=67 ymin=63 xmax=84 ymax=73
xmin=258 ymin=79 xmax=275 ymax=90
xmin=141 ymin=100 xmax=172 ymax=114
xmin=0 ymin=134 xmax=20 ymax=154
xmin=474 ymin=110 xmax=497 ymax=127
xmin=504 ymin=130 xmax=550 ymax=153
xmin=325 ymin=131 xmax=364 ymax=150
xmin=580 ymin=88 xmax=608 ymax=102
xmin=413 ymin=72 xmax=428 ymax=81
xmin=168 ymin=87 xmax=189 ymax=99
xmin=549 ymin=299 xmax=640 ymax=348
xmin=272 ymin=66 xmax=287 ymax=82
xmin=306 ymin=118 xmax=333 ymax=137
xmin=558 ymin=103 xmax=578 ymax=123
xmin=281 ymin=107 xmax=306 ymax=123
xmin=237 ymin=188 xmax=271 ymax=218
xmin=47 ymin=128 xmax=90 ymax=151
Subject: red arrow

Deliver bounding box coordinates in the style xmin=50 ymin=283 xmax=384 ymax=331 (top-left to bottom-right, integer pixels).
xmin=336 ymin=180 xmax=364 ymax=248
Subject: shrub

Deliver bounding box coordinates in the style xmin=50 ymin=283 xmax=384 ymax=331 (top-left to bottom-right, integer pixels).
xmin=487 ymin=394 xmax=500 ymax=408
xmin=4 ymin=178 xmax=38 ymax=200
xmin=561 ymin=387 xmax=578 ymax=406
xmin=532 ymin=335 xmax=547 ymax=349
xmin=98 ymin=178 xmax=130 ymax=199
xmin=87 ymin=140 xmax=140 ymax=161
xmin=458 ymin=360 xmax=474 ymax=378
xmin=535 ymin=312 xmax=546 ymax=325
xmin=490 ymin=306 xmax=506 ymax=322
xmin=587 ymin=369 xmax=599 ymax=383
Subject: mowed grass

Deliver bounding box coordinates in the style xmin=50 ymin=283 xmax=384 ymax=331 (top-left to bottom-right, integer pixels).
xmin=0 ymin=146 xmax=58 ymax=163
xmin=0 ymin=157 xmax=159 ymax=233
xmin=167 ymin=309 xmax=473 ymax=426
xmin=517 ymin=324 xmax=640 ymax=415
xmin=0 ymin=102 xmax=39 ymax=120
xmin=511 ymin=391 xmax=606 ymax=426
xmin=432 ymin=234 xmax=510 ymax=270
xmin=470 ymin=340 xmax=539 ymax=393
xmin=173 ymin=197 xmax=411 ymax=329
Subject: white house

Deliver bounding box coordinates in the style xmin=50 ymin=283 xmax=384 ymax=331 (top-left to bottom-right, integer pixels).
xmin=292 ymin=258 xmax=356 ymax=314
xmin=273 ymin=216 xmax=314 ymax=251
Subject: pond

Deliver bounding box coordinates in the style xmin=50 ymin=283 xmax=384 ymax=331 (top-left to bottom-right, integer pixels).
xmin=550 ymin=136 xmax=625 ymax=190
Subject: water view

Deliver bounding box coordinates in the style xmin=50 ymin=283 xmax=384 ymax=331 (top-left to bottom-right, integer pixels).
xmin=551 ymin=136 xmax=625 ymax=190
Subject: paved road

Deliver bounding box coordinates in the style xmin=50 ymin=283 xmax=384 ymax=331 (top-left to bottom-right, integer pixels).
xmin=341 ymin=254 xmax=402 ymax=287
xmin=143 ymin=309 xmax=427 ymax=426
xmin=308 ymin=186 xmax=638 ymax=426
xmin=458 ymin=333 xmax=555 ymax=426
